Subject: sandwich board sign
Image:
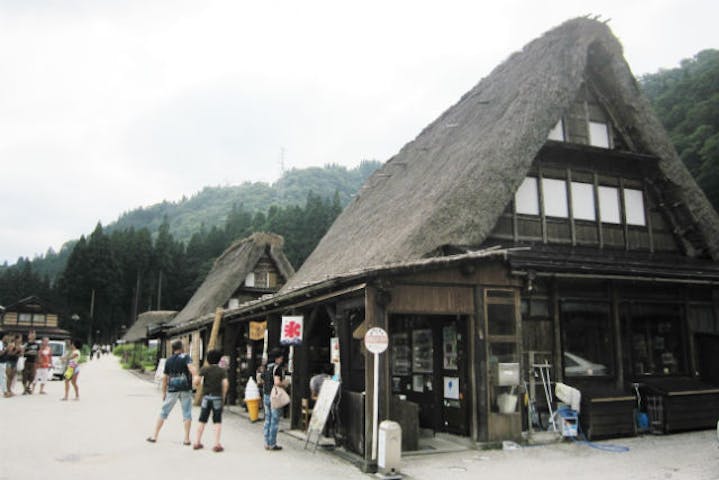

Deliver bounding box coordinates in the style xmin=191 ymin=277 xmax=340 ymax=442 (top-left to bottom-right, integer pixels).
xmin=304 ymin=379 xmax=340 ymax=452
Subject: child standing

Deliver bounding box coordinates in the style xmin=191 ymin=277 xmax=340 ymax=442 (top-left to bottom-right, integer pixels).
xmin=193 ymin=350 xmax=228 ymax=452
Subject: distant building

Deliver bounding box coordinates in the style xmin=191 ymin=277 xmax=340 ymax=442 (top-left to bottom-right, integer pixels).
xmin=0 ymin=296 xmax=71 ymax=339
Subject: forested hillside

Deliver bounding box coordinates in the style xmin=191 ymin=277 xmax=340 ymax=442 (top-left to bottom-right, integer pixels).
xmin=639 ymin=49 xmax=719 ymax=209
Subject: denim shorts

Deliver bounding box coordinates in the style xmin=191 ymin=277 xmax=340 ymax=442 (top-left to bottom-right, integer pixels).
xmin=160 ymin=390 xmax=193 ymax=420
xmin=198 ymin=395 xmax=223 ymax=424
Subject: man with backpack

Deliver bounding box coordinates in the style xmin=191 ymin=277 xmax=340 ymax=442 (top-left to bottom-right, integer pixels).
xmin=147 ymin=340 xmax=197 ymax=445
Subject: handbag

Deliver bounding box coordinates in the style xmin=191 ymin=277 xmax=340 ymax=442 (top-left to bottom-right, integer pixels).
xmin=16 ymin=356 xmax=25 ymax=372
xmin=64 ymin=366 xmax=74 ymax=380
xmin=270 ymin=385 xmax=290 ymax=409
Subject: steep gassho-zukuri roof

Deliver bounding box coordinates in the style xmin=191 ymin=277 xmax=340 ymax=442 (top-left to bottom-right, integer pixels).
xmin=168 ymin=232 xmax=294 ymax=328
xmin=122 ymin=310 xmax=177 ymax=343
xmin=282 ymin=17 xmax=719 ymax=292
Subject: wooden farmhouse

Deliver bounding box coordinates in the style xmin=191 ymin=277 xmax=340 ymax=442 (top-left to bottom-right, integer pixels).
xmin=159 ymin=232 xmax=294 ymax=403
xmin=0 ymin=296 xmax=70 ymax=340
xmin=120 ymin=310 xmax=177 ymax=345
xmin=206 ymin=18 xmax=719 ymax=470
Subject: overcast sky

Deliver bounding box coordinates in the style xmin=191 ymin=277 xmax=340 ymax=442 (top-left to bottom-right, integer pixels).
xmin=1 ymin=0 xmax=717 ymax=265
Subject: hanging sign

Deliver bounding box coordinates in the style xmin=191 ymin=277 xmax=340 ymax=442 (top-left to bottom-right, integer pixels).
xmin=330 ymin=337 xmax=340 ymax=364
xmin=249 ymin=321 xmax=267 ymax=341
xmin=363 ymin=326 xmax=388 ymax=461
xmin=280 ymin=315 xmax=304 ymax=346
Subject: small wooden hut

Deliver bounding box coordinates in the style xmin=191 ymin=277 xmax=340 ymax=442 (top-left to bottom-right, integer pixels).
xmin=0 ymin=296 xmax=70 ymax=340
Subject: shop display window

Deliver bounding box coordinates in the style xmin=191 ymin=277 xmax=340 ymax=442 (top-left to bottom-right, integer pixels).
xmin=561 ymin=301 xmax=613 ymax=377
xmin=622 ymin=303 xmax=686 ymax=376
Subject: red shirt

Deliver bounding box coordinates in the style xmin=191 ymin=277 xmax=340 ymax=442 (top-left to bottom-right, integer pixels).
xmin=37 ymin=346 xmax=52 ymax=369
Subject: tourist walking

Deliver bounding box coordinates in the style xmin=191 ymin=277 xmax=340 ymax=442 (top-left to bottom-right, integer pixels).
xmin=22 ymin=330 xmax=39 ymax=394
xmin=0 ymin=334 xmax=9 ymax=398
xmin=193 ymin=349 xmax=228 ymax=452
xmin=35 ymin=337 xmax=52 ymax=394
xmin=61 ymin=340 xmax=81 ymax=401
xmin=147 ymin=340 xmax=196 ymax=445
xmin=5 ymin=335 xmax=22 ymax=396
xmin=263 ymin=348 xmax=287 ymax=451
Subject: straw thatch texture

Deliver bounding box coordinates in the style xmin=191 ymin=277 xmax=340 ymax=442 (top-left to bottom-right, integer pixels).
xmin=167 ymin=232 xmax=294 ymax=328
xmin=122 ymin=310 xmax=177 ymax=343
xmin=283 ymin=18 xmax=719 ymax=292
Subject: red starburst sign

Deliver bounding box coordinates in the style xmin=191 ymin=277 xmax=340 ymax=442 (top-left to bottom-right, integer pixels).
xmin=280 ymin=315 xmax=304 ymax=346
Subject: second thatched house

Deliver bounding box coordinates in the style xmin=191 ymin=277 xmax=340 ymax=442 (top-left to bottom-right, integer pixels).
xmin=161 ymin=232 xmax=294 ymax=402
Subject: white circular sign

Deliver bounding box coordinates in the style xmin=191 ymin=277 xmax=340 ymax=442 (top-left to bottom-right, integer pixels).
xmin=364 ymin=327 xmax=389 ymax=354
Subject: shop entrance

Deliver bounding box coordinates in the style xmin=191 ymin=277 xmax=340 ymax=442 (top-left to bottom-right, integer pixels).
xmin=696 ymin=334 xmax=719 ymax=386
xmin=388 ymin=314 xmax=470 ymax=436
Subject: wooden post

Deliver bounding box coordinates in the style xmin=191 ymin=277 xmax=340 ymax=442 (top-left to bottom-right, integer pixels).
xmin=194 ymin=307 xmax=224 ymax=405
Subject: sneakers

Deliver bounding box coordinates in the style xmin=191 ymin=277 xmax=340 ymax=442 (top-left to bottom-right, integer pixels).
xmin=268 ymin=445 xmax=282 ymax=451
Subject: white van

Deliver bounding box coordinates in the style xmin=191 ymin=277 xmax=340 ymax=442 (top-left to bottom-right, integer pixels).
xmin=49 ymin=340 xmax=66 ymax=380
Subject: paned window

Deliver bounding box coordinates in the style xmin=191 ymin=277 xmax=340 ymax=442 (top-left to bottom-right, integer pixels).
xmin=541 ymin=178 xmax=568 ymax=218
xmin=570 ymin=181 xmax=596 ymax=221
xmin=623 ymin=188 xmax=646 ymax=226
xmin=588 ymin=121 xmax=610 ymax=148
xmin=515 ymin=177 xmax=539 ymax=215
xmin=598 ymin=186 xmax=621 ymax=224
xmin=547 ymin=119 xmax=564 ymax=141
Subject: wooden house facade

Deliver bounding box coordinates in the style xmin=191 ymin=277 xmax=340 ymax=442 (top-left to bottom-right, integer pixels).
xmin=0 ymin=296 xmax=70 ymax=340
xmin=209 ymin=18 xmax=719 ymax=471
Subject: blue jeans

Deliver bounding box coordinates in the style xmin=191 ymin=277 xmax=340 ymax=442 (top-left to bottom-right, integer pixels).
xmin=160 ymin=390 xmax=193 ymax=421
xmin=263 ymin=394 xmax=280 ymax=447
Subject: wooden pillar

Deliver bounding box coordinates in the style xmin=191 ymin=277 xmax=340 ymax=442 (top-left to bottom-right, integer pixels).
xmin=551 ymin=279 xmax=563 ymax=383
xmin=291 ymin=308 xmax=318 ymax=430
xmin=362 ymin=284 xmax=389 ymax=473
xmin=225 ymin=324 xmax=241 ymax=405
xmin=473 ymin=286 xmax=488 ymax=442
xmin=610 ymin=281 xmax=624 ymax=390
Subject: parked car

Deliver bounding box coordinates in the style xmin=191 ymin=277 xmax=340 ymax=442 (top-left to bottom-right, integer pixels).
xmin=564 ymin=352 xmax=607 ymax=376
xmin=49 ymin=340 xmax=67 ymax=380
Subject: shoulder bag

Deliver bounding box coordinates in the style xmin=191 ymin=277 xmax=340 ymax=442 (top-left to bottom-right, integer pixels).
xmin=270 ymin=385 xmax=290 ymax=409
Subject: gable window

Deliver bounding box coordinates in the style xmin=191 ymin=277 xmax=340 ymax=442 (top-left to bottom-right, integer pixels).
xmin=588 ymin=121 xmax=610 ymax=148
xmin=541 ymin=178 xmax=568 ymax=218
xmin=244 ymin=272 xmax=255 ymax=287
xmin=515 ymin=177 xmax=539 ymax=215
xmin=598 ymin=186 xmax=621 ymax=224
xmin=624 ymin=188 xmax=646 ymax=226
xmin=547 ymin=119 xmax=564 ymax=141
xmin=570 ymin=181 xmax=596 ymax=221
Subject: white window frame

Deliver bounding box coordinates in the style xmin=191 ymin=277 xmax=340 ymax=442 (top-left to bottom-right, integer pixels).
xmin=541 ymin=178 xmax=569 ymax=218
xmin=598 ymin=186 xmax=621 ymax=224
xmin=548 ymin=119 xmax=565 ymax=141
xmin=570 ymin=181 xmax=596 ymax=221
xmin=515 ymin=177 xmax=539 ymax=216
xmin=624 ymin=188 xmax=647 ymax=226
xmin=588 ymin=121 xmax=610 ymax=148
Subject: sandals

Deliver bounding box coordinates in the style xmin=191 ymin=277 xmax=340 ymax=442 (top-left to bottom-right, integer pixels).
xmin=193 ymin=443 xmax=204 ymax=450
xmin=213 ymin=445 xmax=224 ymax=453
xmin=146 ymin=437 xmax=156 ymax=443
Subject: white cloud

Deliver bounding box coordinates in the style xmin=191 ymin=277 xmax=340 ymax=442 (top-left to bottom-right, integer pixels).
xmin=1 ymin=0 xmax=717 ymax=263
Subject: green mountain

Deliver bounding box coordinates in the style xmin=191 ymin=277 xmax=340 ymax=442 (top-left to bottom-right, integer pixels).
xmin=110 ymin=160 xmax=381 ymax=244
xmin=639 ymin=49 xmax=719 ymax=209
xmin=6 ymin=160 xmax=381 ymax=281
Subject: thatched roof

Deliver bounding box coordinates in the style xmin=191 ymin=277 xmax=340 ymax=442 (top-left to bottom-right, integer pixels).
xmin=283 ymin=18 xmax=719 ymax=292
xmin=167 ymin=232 xmax=294 ymax=329
xmin=122 ymin=310 xmax=177 ymax=343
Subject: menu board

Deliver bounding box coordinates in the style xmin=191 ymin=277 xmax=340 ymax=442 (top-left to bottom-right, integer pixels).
xmin=412 ymin=329 xmax=433 ymax=373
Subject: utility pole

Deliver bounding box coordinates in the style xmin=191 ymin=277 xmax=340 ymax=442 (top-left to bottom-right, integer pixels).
xmin=157 ymin=270 xmax=163 ymax=310
xmin=88 ymin=288 xmax=95 ymax=346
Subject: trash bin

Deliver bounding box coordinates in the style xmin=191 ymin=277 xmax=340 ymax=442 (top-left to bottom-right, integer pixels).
xmin=378 ymin=420 xmax=401 ymax=475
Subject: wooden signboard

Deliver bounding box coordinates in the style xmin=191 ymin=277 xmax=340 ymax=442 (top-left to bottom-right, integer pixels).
xmin=249 ymin=321 xmax=267 ymax=341
xmin=304 ymin=379 xmax=340 ymax=452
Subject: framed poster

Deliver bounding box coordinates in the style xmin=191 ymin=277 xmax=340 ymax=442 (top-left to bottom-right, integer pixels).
xmin=391 ymin=333 xmax=411 ymax=375
xmin=443 ymin=325 xmax=458 ymax=370
xmin=412 ymin=329 xmax=433 ymax=373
